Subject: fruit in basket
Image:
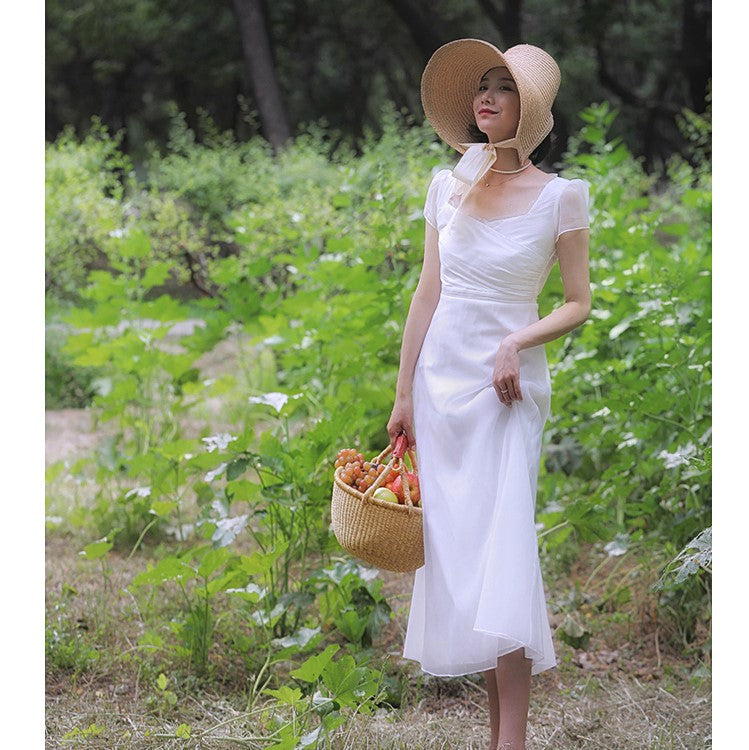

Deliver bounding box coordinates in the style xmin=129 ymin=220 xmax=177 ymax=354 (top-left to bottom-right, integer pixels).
xmin=373 ymin=487 xmax=399 ymax=504
xmin=335 ymin=448 xmax=364 ymax=469
xmin=335 ymin=447 xmax=386 ymax=491
xmin=392 ymin=472 xmax=420 ymax=505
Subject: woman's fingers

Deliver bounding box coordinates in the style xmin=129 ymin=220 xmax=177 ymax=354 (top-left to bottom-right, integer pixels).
xmin=494 ymin=382 xmax=511 ymax=406
xmin=506 ymin=377 xmax=522 ymax=401
xmin=493 ymin=377 xmax=522 ymax=406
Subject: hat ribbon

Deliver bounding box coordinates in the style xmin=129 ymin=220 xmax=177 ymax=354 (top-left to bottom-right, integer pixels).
xmin=441 ymin=143 xmax=498 ymax=234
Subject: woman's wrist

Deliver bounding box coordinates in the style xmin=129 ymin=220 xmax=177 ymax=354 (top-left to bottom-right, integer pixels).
xmin=395 ymin=385 xmax=413 ymax=400
xmin=499 ymin=335 xmax=521 ymax=354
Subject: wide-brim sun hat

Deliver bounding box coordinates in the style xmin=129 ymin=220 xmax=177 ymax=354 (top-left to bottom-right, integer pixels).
xmin=421 ymin=38 xmax=561 ymax=165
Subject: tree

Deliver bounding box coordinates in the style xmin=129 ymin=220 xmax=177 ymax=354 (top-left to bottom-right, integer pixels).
xmin=231 ymin=0 xmax=292 ymax=151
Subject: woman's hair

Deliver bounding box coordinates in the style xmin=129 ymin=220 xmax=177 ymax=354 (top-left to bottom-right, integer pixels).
xmin=466 ymin=121 xmax=553 ymax=165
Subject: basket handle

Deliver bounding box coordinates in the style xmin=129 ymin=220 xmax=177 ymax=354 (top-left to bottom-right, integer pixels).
xmin=361 ymin=433 xmax=418 ymax=508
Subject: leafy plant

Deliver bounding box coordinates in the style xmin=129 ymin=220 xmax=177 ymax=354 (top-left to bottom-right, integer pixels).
xmin=45 ymin=583 xmax=99 ymax=674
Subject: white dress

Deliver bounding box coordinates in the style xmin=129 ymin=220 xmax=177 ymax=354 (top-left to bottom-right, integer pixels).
xmin=402 ymin=169 xmax=590 ymax=677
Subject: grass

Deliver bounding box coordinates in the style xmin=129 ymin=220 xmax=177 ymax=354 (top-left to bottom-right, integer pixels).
xmin=44 ymin=335 xmax=711 ymax=750
xmin=45 ymin=523 xmax=711 ymax=749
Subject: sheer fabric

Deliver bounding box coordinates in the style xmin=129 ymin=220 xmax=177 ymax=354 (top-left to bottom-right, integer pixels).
xmin=403 ymin=168 xmax=590 ymax=677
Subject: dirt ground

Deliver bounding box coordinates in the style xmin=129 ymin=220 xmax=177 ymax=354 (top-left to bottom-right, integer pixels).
xmin=45 ymin=351 xmax=711 ymax=748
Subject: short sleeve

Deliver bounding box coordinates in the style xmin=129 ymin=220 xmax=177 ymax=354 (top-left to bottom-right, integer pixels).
xmin=423 ymin=169 xmax=451 ymax=228
xmin=555 ymin=179 xmax=591 ymax=242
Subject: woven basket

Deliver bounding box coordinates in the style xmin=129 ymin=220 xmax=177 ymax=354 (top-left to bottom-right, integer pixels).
xmin=330 ymin=435 xmax=424 ymax=572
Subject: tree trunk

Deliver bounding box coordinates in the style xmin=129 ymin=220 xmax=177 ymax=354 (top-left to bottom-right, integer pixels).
xmin=474 ymin=0 xmax=523 ymax=48
xmin=231 ymin=0 xmax=291 ymax=150
xmin=681 ymin=0 xmax=711 ymax=112
xmin=384 ymin=0 xmax=453 ymax=60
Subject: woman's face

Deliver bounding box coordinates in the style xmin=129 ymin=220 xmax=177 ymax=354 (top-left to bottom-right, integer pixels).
xmin=473 ymin=66 xmax=520 ymax=142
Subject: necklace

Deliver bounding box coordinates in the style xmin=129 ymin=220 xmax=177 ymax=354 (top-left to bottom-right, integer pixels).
xmin=481 ymin=159 xmax=532 ymax=187
xmin=489 ymin=160 xmax=532 ymax=175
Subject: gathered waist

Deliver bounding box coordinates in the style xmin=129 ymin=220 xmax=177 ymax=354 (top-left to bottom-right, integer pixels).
xmin=440 ymin=286 xmax=537 ymax=305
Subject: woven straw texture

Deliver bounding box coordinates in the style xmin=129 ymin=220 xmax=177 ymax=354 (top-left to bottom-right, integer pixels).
xmin=330 ymin=454 xmax=424 ymax=573
xmin=420 ymin=38 xmax=560 ymax=163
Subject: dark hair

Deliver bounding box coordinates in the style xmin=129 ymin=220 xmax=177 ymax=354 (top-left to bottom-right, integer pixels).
xmin=466 ymin=121 xmax=553 ymax=165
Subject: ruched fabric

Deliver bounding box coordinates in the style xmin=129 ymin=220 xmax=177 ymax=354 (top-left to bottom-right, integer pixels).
xmin=403 ymin=169 xmax=590 ymax=677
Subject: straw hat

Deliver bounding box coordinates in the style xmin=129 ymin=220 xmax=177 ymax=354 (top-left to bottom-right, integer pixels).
xmin=421 ymin=38 xmax=561 ymax=165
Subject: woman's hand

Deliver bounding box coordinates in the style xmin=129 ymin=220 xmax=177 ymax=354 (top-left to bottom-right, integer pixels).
xmin=493 ymin=338 xmax=523 ymax=407
xmin=387 ymin=397 xmax=416 ymax=449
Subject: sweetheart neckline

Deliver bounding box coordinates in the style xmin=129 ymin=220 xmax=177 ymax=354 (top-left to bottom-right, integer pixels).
xmin=450 ymin=175 xmax=559 ymax=224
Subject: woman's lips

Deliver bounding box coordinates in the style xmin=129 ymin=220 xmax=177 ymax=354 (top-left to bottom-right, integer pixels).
xmin=478 ymin=109 xmax=498 ymax=116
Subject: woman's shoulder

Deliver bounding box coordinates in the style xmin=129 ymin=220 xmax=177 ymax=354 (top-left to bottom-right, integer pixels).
xmin=552 ymin=174 xmax=590 ymax=193
xmin=424 ymin=167 xmax=458 ymax=205
xmin=428 ymin=167 xmax=455 ymax=188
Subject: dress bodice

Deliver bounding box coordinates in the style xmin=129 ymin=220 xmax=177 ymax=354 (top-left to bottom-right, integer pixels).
xmin=423 ymin=169 xmax=590 ymax=304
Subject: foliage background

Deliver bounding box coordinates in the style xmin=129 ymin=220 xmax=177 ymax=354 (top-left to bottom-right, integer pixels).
xmin=39 ymin=2 xmax=712 ymax=747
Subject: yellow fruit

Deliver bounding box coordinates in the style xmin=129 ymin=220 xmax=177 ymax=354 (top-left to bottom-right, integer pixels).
xmin=373 ymin=487 xmax=399 ymax=504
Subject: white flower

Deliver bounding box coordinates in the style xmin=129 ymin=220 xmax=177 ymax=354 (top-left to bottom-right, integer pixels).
xmin=290 ymin=212 xmax=303 ymax=223
xmin=658 ymin=442 xmax=697 ymax=469
xmin=125 ymin=486 xmax=151 ymax=498
xmin=261 ymin=335 xmax=284 ymax=347
xmin=204 ymin=463 xmax=228 ymax=482
xmin=248 ymin=392 xmax=289 ymax=412
xmin=617 ymin=433 xmax=639 ymax=449
xmin=604 ymin=534 xmax=629 ymax=557
xmin=638 ymin=299 xmax=663 ymax=314
xmin=202 ymin=433 xmax=237 ymax=452
xmin=108 ymin=227 xmax=127 ymax=238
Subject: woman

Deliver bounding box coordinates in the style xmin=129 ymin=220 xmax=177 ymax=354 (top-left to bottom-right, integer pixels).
xmin=387 ymin=40 xmax=591 ymax=749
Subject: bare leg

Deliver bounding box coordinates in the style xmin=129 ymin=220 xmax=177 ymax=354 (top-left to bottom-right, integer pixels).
xmin=495 ymin=649 xmax=532 ymax=749
xmin=482 ymin=668 xmax=500 ymax=749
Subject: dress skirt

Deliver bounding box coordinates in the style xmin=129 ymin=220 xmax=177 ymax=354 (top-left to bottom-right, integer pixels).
xmin=401 ymin=288 xmax=556 ymax=676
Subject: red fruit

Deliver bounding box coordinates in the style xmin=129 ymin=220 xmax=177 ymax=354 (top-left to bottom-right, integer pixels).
xmin=391 ymin=476 xmax=404 ymax=502
xmin=407 ymin=472 xmax=420 ymax=502
xmin=392 ymin=472 xmax=420 ymax=504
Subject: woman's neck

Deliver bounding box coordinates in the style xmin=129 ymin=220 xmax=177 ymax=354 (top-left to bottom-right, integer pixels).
xmin=489 ymin=147 xmax=526 ymax=172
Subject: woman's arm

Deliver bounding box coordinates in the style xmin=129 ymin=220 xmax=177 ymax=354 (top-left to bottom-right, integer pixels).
xmin=509 ymin=227 xmax=591 ymax=349
xmin=387 ymin=222 xmax=442 ymax=446
xmin=493 ymin=227 xmax=591 ymax=406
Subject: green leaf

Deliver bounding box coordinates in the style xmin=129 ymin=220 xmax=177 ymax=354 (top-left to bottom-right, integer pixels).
xmin=272 ymin=626 xmax=322 ymax=652
xmin=334 ymin=608 xmax=368 ymax=644
xmin=118 ymin=229 xmax=151 ymax=258
xmin=262 ymin=685 xmax=304 ymax=706
xmin=226 ymin=457 xmax=250 ymax=481
xmin=659 ymin=222 xmax=690 ymax=237
xmin=132 ymin=557 xmax=194 ymax=587
xmin=175 ymin=723 xmax=191 ymax=738
xmin=290 ymin=644 xmax=340 ymax=683
xmin=558 ymin=614 xmax=590 ymax=649
xmin=150 ymin=500 xmax=178 ymax=517
xmin=197 ymin=546 xmax=231 ymax=578
xmin=141 ymin=261 xmax=172 ymax=289
xmin=79 ymin=538 xmax=113 ymax=560
xmin=156 ymin=673 xmax=168 ymax=690
xmin=225 ymin=479 xmax=263 ymax=503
